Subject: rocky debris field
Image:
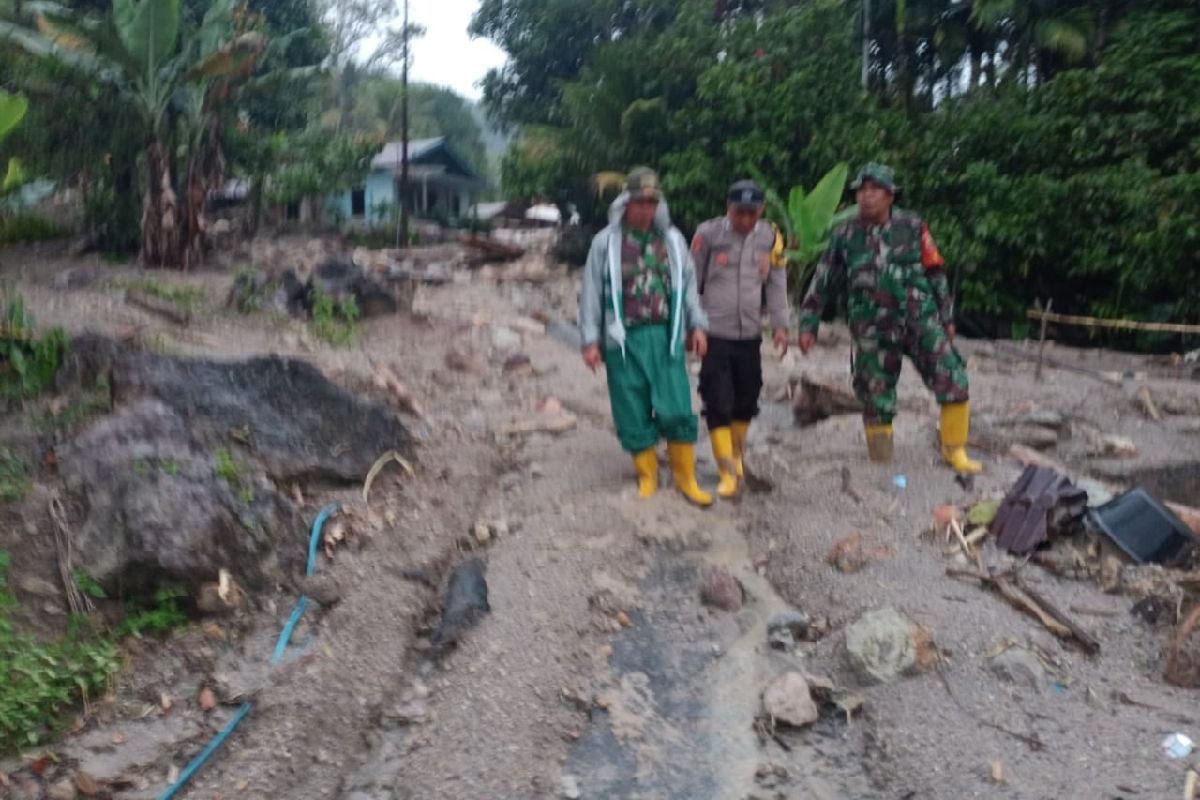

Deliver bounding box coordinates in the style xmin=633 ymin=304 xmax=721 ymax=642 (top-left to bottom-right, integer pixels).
xmin=1 ymin=236 xmax=1199 ymax=799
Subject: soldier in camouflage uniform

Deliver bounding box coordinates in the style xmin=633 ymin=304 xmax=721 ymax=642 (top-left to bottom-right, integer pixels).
xmin=797 ymin=163 xmax=981 ymax=473
xmin=579 ymin=167 xmax=714 ymax=506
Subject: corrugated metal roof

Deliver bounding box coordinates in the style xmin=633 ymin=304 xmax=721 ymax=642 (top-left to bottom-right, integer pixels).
xmin=991 ymin=465 xmax=1088 ymax=555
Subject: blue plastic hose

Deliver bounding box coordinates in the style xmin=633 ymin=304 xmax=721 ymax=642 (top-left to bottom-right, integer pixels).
xmin=157 ymin=701 xmax=252 ymax=800
xmin=157 ymin=503 xmax=341 ymax=800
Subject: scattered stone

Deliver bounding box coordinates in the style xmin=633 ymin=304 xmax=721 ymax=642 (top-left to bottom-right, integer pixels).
xmin=503 ymin=353 xmax=534 ymax=376
xmin=827 ymin=532 xmax=895 ymax=574
xmin=17 ymin=576 xmax=62 ymax=599
xmin=616 ymin=610 xmax=632 ymax=627
xmin=74 ymin=771 xmax=100 ymax=797
xmin=767 ymin=610 xmax=810 ymax=651
xmin=700 ymin=566 xmax=744 ymax=612
xmin=472 ymin=522 xmax=492 ymax=545
xmin=989 ymin=647 xmax=1047 ymax=692
xmin=1096 ymin=434 xmax=1138 ymax=458
xmin=560 ymin=774 xmax=582 ymax=799
xmin=430 ymin=558 xmax=490 ymax=650
xmin=755 ymin=763 xmax=790 ymax=789
xmin=761 ymin=672 xmax=819 ymax=728
xmin=490 ymin=326 xmax=522 ymax=353
xmin=195 ymin=571 xmax=243 ymax=616
xmin=445 ymin=346 xmax=483 ymax=373
xmin=47 ymin=778 xmax=76 ymax=800
xmin=199 ymin=687 xmax=217 ymax=711
xmin=844 ymin=607 xmax=935 ymax=685
xmin=383 ymin=699 xmax=430 ymax=727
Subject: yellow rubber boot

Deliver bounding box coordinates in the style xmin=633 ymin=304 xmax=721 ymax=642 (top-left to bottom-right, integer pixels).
xmin=864 ymin=423 xmax=894 ymax=464
xmin=667 ymin=442 xmax=713 ymax=507
xmin=709 ymin=428 xmax=739 ymax=499
xmin=632 ymin=448 xmax=658 ymax=498
xmin=730 ymin=421 xmax=750 ymax=478
xmin=940 ymin=402 xmax=982 ymax=474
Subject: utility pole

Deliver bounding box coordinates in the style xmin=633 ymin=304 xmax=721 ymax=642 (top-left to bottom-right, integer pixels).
xmin=397 ymin=0 xmax=411 ymax=248
xmin=861 ymin=0 xmax=870 ymax=91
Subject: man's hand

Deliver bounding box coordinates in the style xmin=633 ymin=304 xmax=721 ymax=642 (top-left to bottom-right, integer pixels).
xmin=798 ymin=332 xmax=816 ymax=355
xmin=944 ymin=323 xmax=956 ymax=341
xmin=772 ymin=328 xmax=789 ymax=357
xmin=582 ymin=344 xmax=602 ymax=373
xmin=688 ymin=329 xmax=708 ymax=358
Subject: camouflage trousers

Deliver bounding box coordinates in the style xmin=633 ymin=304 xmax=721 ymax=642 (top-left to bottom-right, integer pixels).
xmin=850 ymin=302 xmax=969 ymax=425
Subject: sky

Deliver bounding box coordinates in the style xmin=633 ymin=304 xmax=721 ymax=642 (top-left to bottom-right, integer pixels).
xmin=401 ymin=0 xmax=508 ymax=101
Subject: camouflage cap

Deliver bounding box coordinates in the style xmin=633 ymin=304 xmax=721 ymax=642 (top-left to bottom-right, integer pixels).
xmin=625 ymin=166 xmax=663 ymax=201
xmin=727 ymin=179 xmax=765 ymax=208
xmin=849 ymin=162 xmax=899 ymax=194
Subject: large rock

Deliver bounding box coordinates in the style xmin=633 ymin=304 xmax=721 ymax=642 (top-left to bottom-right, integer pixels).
xmin=989 ymin=647 xmax=1047 ymax=692
xmin=59 ymin=346 xmax=411 ymax=593
xmin=844 ymin=607 xmax=935 ymax=685
xmin=761 ymin=672 xmax=819 ymax=728
xmin=60 ymin=399 xmax=304 ymax=593
xmin=700 ymin=566 xmax=744 ymax=612
xmin=111 ymin=351 xmax=410 ymax=483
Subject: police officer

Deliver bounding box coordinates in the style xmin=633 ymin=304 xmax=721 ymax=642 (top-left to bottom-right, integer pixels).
xmin=797 ymin=163 xmax=981 ymax=474
xmin=691 ymin=179 xmax=789 ymax=498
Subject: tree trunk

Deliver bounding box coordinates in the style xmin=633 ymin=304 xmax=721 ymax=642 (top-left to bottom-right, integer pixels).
xmin=969 ymin=48 xmax=982 ymax=91
xmin=141 ymin=136 xmax=181 ymax=268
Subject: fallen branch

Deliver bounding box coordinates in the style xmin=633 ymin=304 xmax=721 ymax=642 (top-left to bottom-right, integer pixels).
xmin=1136 ymin=386 xmax=1163 ymax=422
xmin=1068 ymin=605 xmax=1119 ymax=618
xmin=362 ymin=450 xmax=414 ymax=506
xmin=126 ymin=290 xmax=191 ymax=326
xmin=1014 ymin=574 xmax=1102 ymax=655
xmin=947 ymin=566 xmax=1099 ymax=654
xmin=932 ymin=646 xmax=1044 ymax=751
xmin=840 ymin=465 xmax=863 ymax=504
xmin=987 ymin=341 xmax=1123 ymax=386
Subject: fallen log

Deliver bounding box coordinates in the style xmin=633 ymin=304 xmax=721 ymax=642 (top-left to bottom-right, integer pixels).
xmin=1165 ymin=501 xmax=1200 ymax=539
xmin=126 ymin=290 xmax=191 ymax=325
xmin=947 ymin=566 xmax=1100 ymax=654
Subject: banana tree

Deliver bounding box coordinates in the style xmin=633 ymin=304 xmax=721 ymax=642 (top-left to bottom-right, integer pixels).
xmin=0 ymin=0 xmax=266 ymax=266
xmin=756 ymin=162 xmax=855 ymax=288
xmin=0 ymin=90 xmax=29 ymax=198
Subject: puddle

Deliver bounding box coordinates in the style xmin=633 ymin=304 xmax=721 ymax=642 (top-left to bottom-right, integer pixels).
xmin=566 ymin=504 xmax=874 ymax=799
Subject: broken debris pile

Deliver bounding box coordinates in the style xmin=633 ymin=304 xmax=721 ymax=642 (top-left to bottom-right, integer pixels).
xmin=991 ymin=465 xmax=1088 ymax=555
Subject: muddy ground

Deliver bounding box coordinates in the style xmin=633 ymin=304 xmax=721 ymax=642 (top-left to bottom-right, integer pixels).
xmin=1 ymin=238 xmax=1199 ymax=800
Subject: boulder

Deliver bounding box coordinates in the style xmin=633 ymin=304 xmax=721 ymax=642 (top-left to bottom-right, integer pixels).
xmin=761 ymin=672 xmax=819 ymax=728
xmin=700 ymin=566 xmax=744 ymax=612
xmin=844 ymin=607 xmax=935 ymax=685
xmin=58 ymin=345 xmax=411 ymax=593
xmin=989 ymin=647 xmax=1047 ymax=692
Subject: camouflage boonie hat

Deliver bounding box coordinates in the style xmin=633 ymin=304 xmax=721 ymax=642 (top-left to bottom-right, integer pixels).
xmin=849 ymin=162 xmax=899 ymax=193
xmin=625 ymin=167 xmax=663 ymax=201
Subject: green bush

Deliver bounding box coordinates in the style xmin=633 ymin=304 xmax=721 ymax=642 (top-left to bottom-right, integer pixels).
xmin=1 ymin=296 xmax=69 ymax=403
xmin=0 ymin=214 xmax=65 ymax=245
xmin=0 ymin=554 xmax=122 ymax=751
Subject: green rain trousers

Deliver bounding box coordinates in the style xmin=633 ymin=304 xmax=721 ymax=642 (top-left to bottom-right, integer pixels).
xmin=603 ymin=324 xmax=698 ymax=453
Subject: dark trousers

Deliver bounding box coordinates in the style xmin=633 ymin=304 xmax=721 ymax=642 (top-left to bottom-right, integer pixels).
xmin=699 ymin=337 xmax=763 ymax=429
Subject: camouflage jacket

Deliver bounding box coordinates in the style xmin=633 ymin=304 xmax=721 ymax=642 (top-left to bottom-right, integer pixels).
xmin=797 ymin=209 xmax=953 ymax=334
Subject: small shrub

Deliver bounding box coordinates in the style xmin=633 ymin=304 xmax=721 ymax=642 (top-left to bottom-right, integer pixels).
xmin=0 ymin=553 xmax=122 ymax=751
xmin=0 ymin=215 xmax=65 ymax=245
xmin=311 ymin=290 xmax=359 ymax=347
xmin=0 ymin=449 xmax=29 ymax=502
xmin=213 ymin=447 xmax=240 ymax=483
xmin=1 ymin=296 xmax=70 ymax=402
xmin=115 ymin=586 xmax=188 ymax=639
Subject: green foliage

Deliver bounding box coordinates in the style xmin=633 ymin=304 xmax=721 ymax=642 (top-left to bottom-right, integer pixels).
xmin=0 ymin=554 xmax=122 ymax=751
xmin=36 ymin=378 xmax=111 ymax=433
xmin=260 ymin=128 xmax=379 ymax=207
xmin=0 ymin=89 xmax=28 ymax=197
xmin=0 ymin=215 xmax=65 ymax=245
xmin=213 ymin=446 xmax=241 ymax=483
xmin=73 ymin=571 xmax=107 ymax=600
xmin=483 ymin=0 xmax=1200 ymax=342
xmin=114 ymin=586 xmax=187 ymax=639
xmin=0 ymin=449 xmax=30 ymax=502
xmin=1 ymin=297 xmax=69 ymax=403
xmin=110 ymin=278 xmax=205 ymax=312
xmin=311 ymin=290 xmax=359 ymax=347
